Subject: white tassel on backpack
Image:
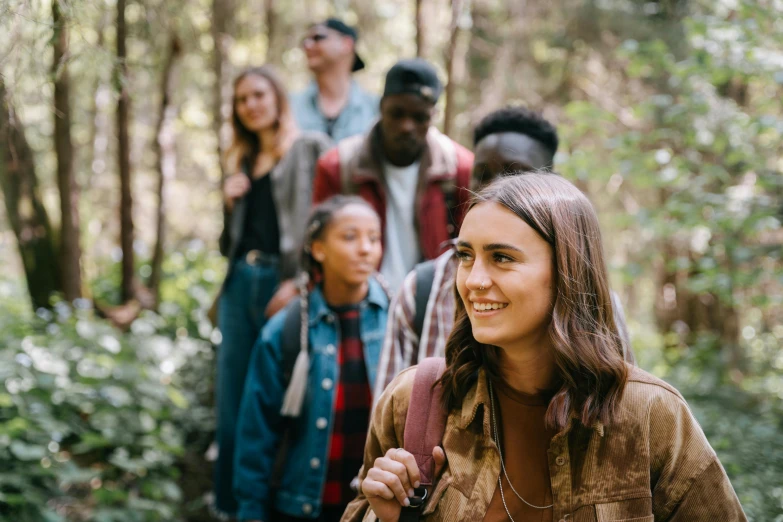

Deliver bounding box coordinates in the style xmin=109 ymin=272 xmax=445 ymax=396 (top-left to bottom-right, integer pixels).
xmin=280 ymin=349 xmax=309 ymax=417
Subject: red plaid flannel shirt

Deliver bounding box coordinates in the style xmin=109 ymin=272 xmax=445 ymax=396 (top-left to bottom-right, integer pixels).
xmin=322 ymin=305 xmax=372 ymax=507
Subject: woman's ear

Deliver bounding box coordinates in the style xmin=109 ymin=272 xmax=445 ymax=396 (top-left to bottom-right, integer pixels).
xmin=311 ymin=240 xmax=326 ymax=263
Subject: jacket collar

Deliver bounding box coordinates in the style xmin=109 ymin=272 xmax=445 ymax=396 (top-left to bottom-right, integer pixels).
xmin=304 ymin=79 xmax=364 ymax=112
xmin=455 ymin=368 xmax=606 ymax=440
xmin=307 ymin=277 xmax=389 ymax=326
xmin=350 ymin=122 xmax=458 ymax=185
xmin=456 ymin=369 xmax=494 ymax=446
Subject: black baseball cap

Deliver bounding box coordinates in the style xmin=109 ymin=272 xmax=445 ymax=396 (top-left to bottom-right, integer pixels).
xmin=314 ymin=18 xmax=365 ymax=72
xmin=383 ymin=58 xmax=442 ymax=104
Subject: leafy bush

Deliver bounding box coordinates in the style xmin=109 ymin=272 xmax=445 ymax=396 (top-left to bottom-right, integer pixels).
xmin=0 ymin=246 xmax=224 ymax=521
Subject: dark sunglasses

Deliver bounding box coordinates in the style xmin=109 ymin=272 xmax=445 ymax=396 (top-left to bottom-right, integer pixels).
xmin=301 ymin=33 xmax=330 ymax=45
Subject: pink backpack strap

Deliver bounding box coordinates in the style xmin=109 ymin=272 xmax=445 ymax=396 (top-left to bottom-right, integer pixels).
xmin=403 ymin=357 xmax=448 ymax=486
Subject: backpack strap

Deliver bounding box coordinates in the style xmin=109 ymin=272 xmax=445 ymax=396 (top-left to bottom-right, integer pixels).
xmin=337 ymin=135 xmax=364 ymax=195
xmin=427 ymin=127 xmax=461 ymax=239
xmin=280 ymin=296 xmax=303 ymax=389
xmin=403 ymin=357 xmax=448 ymax=486
xmin=412 ymin=260 xmax=437 ymax=339
xmin=271 ymin=296 xmax=303 ymax=489
xmin=441 ymin=179 xmax=459 ymax=239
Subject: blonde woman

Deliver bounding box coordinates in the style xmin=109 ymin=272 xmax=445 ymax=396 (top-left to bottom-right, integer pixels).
xmin=214 ymin=65 xmax=331 ymax=517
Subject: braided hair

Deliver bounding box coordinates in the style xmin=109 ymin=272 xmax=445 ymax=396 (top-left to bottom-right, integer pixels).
xmin=280 ymin=195 xmax=391 ymax=417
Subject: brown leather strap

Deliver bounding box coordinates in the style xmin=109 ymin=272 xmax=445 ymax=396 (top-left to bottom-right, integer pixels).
xmin=403 ymin=357 xmax=447 ymax=486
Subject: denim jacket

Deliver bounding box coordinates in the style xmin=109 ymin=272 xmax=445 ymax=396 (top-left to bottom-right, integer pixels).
xmin=234 ymin=279 xmax=390 ymax=521
xmin=290 ymin=81 xmax=379 ymax=142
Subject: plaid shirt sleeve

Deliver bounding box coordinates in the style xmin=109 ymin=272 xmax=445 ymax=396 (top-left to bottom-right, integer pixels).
xmin=373 ymin=270 xmax=419 ymax=401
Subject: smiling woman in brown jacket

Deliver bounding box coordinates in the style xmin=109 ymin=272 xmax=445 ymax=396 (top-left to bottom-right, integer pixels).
xmin=342 ymin=174 xmax=747 ymax=522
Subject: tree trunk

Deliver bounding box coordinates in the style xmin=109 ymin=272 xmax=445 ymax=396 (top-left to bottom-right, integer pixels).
xmin=265 ymin=0 xmax=277 ymax=62
xmin=116 ymin=0 xmax=134 ymax=302
xmin=149 ymin=35 xmax=182 ymax=301
xmin=52 ymin=0 xmax=83 ymax=302
xmin=443 ymin=0 xmax=470 ymax=137
xmin=0 ymin=79 xmax=63 ymax=310
xmin=415 ymin=0 xmax=425 ymax=58
xmin=212 ymin=0 xmax=235 ymax=180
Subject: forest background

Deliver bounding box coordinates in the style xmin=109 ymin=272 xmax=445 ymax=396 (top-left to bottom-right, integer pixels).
xmin=0 ymin=0 xmax=781 ymax=520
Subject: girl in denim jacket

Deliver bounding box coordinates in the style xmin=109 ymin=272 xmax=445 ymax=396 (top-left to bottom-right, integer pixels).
xmin=234 ymin=196 xmax=391 ymax=522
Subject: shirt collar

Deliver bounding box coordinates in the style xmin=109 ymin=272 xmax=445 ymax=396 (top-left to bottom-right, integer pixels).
xmin=304 ymin=81 xmax=319 ymax=109
xmin=351 ymin=124 xmax=458 ymax=184
xmin=307 ymin=277 xmax=389 ymax=325
xmin=305 ymin=79 xmax=362 ymax=111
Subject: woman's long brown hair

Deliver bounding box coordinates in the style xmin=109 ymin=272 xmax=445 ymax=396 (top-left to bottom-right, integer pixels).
xmin=225 ymin=65 xmax=297 ymax=173
xmin=438 ymin=173 xmax=629 ymax=431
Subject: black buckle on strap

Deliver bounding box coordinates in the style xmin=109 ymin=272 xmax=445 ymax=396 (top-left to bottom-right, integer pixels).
xmin=399 ymin=487 xmax=429 ymax=522
xmin=408 ymin=486 xmax=428 ymax=508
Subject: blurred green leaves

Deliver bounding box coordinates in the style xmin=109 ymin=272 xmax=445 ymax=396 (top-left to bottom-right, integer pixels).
xmin=0 ymin=249 xmax=220 ymax=521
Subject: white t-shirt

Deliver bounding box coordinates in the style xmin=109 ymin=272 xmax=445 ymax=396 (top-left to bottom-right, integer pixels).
xmin=380 ymin=161 xmax=421 ymax=291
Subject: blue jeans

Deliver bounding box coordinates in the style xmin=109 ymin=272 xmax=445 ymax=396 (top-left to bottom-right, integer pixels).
xmin=215 ymin=257 xmax=280 ymax=516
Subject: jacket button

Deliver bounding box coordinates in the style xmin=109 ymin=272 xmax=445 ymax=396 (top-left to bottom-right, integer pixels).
xmin=322 ymin=378 xmax=333 ymax=390
xmin=325 ymin=344 xmax=336 ymax=355
xmin=310 ymin=457 xmax=321 ymax=469
xmin=555 ymin=456 xmax=566 ymax=466
xmin=325 ymin=315 xmax=334 ymax=323
xmin=302 ymin=503 xmax=313 ymax=514
xmin=316 ymin=417 xmax=328 ymax=429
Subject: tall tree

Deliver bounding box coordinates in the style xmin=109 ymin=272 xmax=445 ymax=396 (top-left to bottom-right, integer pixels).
xmin=443 ymin=0 xmax=470 ymax=137
xmin=0 ymin=79 xmax=62 ymax=309
xmin=265 ymin=0 xmax=277 ymax=62
xmin=212 ymin=0 xmax=235 ymax=180
xmin=415 ymin=0 xmax=425 ymax=57
xmin=149 ymin=35 xmax=182 ymax=301
xmin=52 ymin=0 xmax=83 ymax=301
xmin=116 ymin=0 xmax=134 ymax=302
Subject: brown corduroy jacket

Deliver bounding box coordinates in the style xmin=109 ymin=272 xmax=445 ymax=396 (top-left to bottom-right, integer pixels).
xmin=341 ymin=365 xmax=747 ymax=522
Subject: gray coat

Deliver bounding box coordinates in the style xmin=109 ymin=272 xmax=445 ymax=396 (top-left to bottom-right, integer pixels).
xmin=220 ymin=131 xmax=332 ymax=280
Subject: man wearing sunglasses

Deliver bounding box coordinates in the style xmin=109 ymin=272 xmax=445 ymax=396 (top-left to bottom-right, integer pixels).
xmin=291 ymin=18 xmax=378 ymax=142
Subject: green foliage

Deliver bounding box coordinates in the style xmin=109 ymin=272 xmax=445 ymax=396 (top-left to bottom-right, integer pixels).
xmin=559 ymin=0 xmax=782 ymax=359
xmin=656 ymin=349 xmax=783 ymax=521
xmin=0 ymin=249 xmax=222 ymax=521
